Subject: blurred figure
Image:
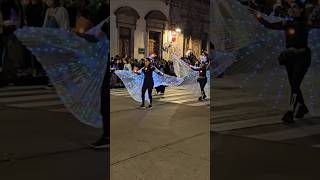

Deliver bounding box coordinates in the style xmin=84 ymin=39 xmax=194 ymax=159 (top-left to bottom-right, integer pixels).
xmin=43 ymin=0 xmax=70 ymax=29
xmin=271 ymin=0 xmax=288 ymax=17
xmin=123 ymin=58 xmax=132 ymax=71
xmin=25 ymin=0 xmax=45 ymax=27
xmin=0 ymin=0 xmax=24 ymax=86
xmin=74 ymin=0 xmax=93 ymax=33
xmin=96 ymin=0 xmax=109 ymax=25
xmin=43 ymin=0 xmax=70 ymax=88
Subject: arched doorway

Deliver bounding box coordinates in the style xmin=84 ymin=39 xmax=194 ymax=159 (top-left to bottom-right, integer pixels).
xmin=114 ymin=6 xmax=140 ymax=58
xmin=145 ymin=10 xmax=167 ymax=58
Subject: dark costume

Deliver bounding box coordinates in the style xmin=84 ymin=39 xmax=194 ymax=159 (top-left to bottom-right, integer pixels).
xmin=141 ymin=65 xmax=155 ymax=106
xmin=258 ymin=15 xmax=318 ymax=122
xmin=192 ymin=64 xmax=208 ymax=100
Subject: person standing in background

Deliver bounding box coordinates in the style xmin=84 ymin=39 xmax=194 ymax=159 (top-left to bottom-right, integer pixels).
xmin=25 ymin=0 xmax=45 ymax=27
xmin=42 ymin=0 xmax=70 ymax=88
xmin=43 ymin=0 xmax=70 ymax=29
xmin=0 ymin=0 xmax=24 ymax=86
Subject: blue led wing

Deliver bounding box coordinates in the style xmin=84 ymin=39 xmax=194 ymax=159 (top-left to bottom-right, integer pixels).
xmin=15 ymin=27 xmax=109 ymax=128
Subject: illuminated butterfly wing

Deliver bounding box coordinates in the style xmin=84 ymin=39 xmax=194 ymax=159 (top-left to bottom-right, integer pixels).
xmin=115 ymin=69 xmax=184 ymax=103
xmin=15 ymin=27 xmax=109 ymax=128
xmin=173 ymin=58 xmax=210 ymax=98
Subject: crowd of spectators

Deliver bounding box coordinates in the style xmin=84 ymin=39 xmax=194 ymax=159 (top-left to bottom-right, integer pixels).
xmin=110 ymin=50 xmax=210 ymax=88
xmin=240 ymin=0 xmax=320 ymax=23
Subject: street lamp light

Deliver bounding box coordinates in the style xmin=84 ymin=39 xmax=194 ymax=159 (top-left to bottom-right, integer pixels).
xmin=175 ymin=28 xmax=182 ymax=33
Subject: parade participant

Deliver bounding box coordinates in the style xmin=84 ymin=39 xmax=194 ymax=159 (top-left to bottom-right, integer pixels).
xmin=252 ymin=0 xmax=319 ymax=123
xmin=136 ymin=58 xmax=164 ymax=108
xmin=90 ymin=20 xmax=110 ymax=149
xmin=115 ymin=59 xmax=183 ymax=107
xmin=155 ymin=59 xmax=166 ymax=95
xmin=172 ymin=54 xmax=210 ymax=100
xmin=14 ymin=19 xmax=109 ymax=129
xmin=190 ymin=61 xmax=208 ymax=101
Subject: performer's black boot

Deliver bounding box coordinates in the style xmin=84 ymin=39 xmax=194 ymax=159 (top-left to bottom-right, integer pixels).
xmin=140 ymin=104 xmax=145 ymax=108
xmin=202 ymin=91 xmax=207 ymax=99
xmin=282 ymin=111 xmax=294 ymax=124
xmin=295 ymin=104 xmax=309 ymax=119
xmin=282 ymin=94 xmax=297 ymax=124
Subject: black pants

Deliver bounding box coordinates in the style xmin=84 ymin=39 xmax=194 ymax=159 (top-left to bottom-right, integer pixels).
xmin=284 ymin=48 xmax=311 ymax=110
xmin=0 ymin=34 xmax=3 ymax=67
xmin=101 ymin=66 xmax=110 ymax=139
xmin=142 ymin=81 xmax=153 ymax=105
xmin=198 ymin=77 xmax=207 ymax=96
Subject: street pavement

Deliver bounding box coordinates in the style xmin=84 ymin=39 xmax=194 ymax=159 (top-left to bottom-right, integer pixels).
xmin=110 ymin=87 xmax=210 ymax=180
xmin=111 ymin=87 xmax=210 ymax=107
xmin=211 ymin=77 xmax=320 ymax=180
xmin=0 ymin=85 xmax=108 ymax=180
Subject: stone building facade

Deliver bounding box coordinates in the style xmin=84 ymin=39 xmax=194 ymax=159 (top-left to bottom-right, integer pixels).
xmin=110 ymin=0 xmax=210 ymax=60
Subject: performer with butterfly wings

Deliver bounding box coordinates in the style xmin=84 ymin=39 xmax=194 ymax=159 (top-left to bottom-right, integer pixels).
xmin=135 ymin=58 xmax=164 ymax=109
xmin=252 ymin=0 xmax=320 ymax=123
xmin=115 ymin=58 xmax=184 ymax=108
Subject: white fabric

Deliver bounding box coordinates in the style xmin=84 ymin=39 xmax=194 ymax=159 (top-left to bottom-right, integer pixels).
xmin=43 ymin=7 xmax=70 ymax=30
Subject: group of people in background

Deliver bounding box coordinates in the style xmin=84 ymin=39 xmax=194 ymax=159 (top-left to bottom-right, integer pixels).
xmin=111 ymin=49 xmax=210 ymax=104
xmin=110 ymin=55 xmax=176 ymax=89
xmin=0 ymin=0 xmax=109 ymax=87
xmin=240 ymin=0 xmax=320 ymax=23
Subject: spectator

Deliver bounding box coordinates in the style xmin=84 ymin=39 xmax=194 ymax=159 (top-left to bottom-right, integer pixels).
xmin=25 ymin=0 xmax=45 ymax=27
xmin=123 ymin=59 xmax=132 ymax=71
xmin=0 ymin=0 xmax=25 ymax=85
xmin=43 ymin=0 xmax=70 ymax=29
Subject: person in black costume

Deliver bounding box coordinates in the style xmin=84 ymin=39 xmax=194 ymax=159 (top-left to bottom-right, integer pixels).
xmin=190 ymin=61 xmax=208 ymax=101
xmin=253 ymin=0 xmax=319 ymax=123
xmin=90 ymin=20 xmax=110 ymax=149
xmin=136 ymin=58 xmax=164 ymax=109
xmin=0 ymin=0 xmax=24 ymax=87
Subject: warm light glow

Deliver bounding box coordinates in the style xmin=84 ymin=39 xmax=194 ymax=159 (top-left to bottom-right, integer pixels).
xmin=175 ymin=28 xmax=182 ymax=33
xmin=288 ymin=28 xmax=295 ymax=35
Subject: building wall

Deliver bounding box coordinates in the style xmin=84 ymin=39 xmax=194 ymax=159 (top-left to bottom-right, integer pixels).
xmin=169 ymin=0 xmax=210 ymax=57
xmin=110 ymin=0 xmax=170 ymax=59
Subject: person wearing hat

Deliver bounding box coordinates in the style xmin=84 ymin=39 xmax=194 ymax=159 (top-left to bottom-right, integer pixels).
xmin=252 ymin=0 xmax=320 ymax=123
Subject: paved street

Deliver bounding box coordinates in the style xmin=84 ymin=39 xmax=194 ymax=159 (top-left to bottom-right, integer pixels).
xmin=110 ymin=87 xmax=210 ymax=180
xmin=211 ymin=77 xmax=320 ymax=180
xmin=111 ymin=87 xmax=210 ymax=107
xmin=0 ymin=85 xmax=108 ymax=180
